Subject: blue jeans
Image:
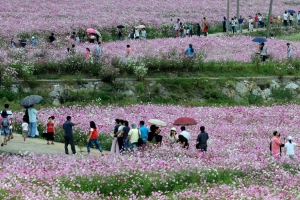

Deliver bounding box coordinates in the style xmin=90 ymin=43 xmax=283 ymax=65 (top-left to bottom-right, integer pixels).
xmin=131 ymin=142 xmax=137 ymax=150
xmin=87 ymin=138 xmax=103 ymax=153
xmin=1 ymin=128 xmax=10 ymax=136
xmin=123 ymin=138 xmax=130 ymax=152
xmin=118 ymin=36 xmax=122 ymax=41
xmin=29 ymin=122 xmax=37 ymax=137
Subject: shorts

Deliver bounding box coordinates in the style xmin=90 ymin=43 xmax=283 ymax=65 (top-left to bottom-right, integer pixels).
xmin=1 ymin=128 xmax=10 ymax=136
xmin=22 ymin=130 xmax=28 ymax=137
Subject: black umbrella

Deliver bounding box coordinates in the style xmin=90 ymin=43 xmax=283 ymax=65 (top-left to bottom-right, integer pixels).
xmin=117 ymin=25 xmax=125 ymax=29
xmin=20 ymin=95 xmax=43 ymax=107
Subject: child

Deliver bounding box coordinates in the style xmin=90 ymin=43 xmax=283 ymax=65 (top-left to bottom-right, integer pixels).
xmin=22 ymin=119 xmax=29 ymax=142
xmin=46 ymin=116 xmax=55 ymax=145
xmin=1 ymin=111 xmax=10 ymax=146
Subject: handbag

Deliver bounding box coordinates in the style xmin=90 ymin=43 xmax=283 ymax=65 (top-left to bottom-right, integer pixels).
xmin=137 ymin=129 xmax=144 ymax=147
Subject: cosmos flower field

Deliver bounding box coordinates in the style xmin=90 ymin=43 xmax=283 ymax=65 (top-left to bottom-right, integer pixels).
xmin=1 ymin=104 xmax=300 ymax=199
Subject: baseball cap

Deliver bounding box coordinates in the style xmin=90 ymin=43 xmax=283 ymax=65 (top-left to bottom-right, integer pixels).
xmin=287 ymin=136 xmax=293 ymax=140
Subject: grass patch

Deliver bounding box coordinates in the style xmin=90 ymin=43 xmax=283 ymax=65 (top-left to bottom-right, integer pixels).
xmin=58 ymin=169 xmax=246 ymax=198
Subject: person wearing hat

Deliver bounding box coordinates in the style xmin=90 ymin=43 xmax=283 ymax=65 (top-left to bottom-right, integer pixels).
xmin=167 ymin=127 xmax=178 ymax=145
xmin=196 ymin=126 xmax=209 ymax=151
xmin=185 ymin=44 xmax=194 ymax=58
xmin=127 ymin=123 xmax=140 ymax=150
xmin=31 ymin=36 xmax=37 ymax=47
xmin=287 ymin=43 xmax=293 ymax=58
xmin=284 ymin=136 xmax=300 ymax=159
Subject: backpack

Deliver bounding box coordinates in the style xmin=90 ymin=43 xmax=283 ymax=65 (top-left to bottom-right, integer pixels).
xmin=2 ymin=118 xmax=9 ymax=127
xmin=23 ymin=108 xmax=30 ymax=124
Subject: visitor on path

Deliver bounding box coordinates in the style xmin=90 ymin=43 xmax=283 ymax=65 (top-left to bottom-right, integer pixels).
xmin=277 ymin=16 xmax=281 ymax=27
xmin=46 ymin=116 xmax=55 ymax=145
xmin=258 ymin=13 xmax=262 ymax=28
xmin=173 ymin=19 xmax=180 ymax=37
xmin=94 ymin=42 xmax=102 ymax=61
xmin=49 ymin=33 xmax=56 ymax=44
xmin=283 ymin=11 xmax=288 ymax=26
xmin=86 ymin=121 xmax=103 ymax=155
xmin=63 ymin=116 xmax=80 ymax=155
xmin=248 ymin=16 xmax=254 ymax=32
xmin=259 ymin=42 xmax=267 ymax=62
xmin=189 ymin=23 xmax=193 ymax=37
xmin=185 ymin=44 xmax=194 ymax=58
xmin=141 ymin=28 xmax=147 ymax=40
xmin=196 ymin=23 xmax=201 ymax=36
xmin=22 ymin=118 xmax=28 ymax=143
xmin=254 ymin=14 xmax=259 ymax=29
xmin=222 ymin=17 xmax=227 ymax=33
xmin=117 ymin=28 xmax=123 ymax=41
xmin=297 ymin=11 xmax=300 ymax=25
xmin=122 ymin=120 xmax=130 ymax=152
xmin=203 ymin=17 xmax=209 ymax=36
xmin=1 ymin=104 xmax=14 ymax=141
xmin=271 ymin=131 xmax=283 ymax=158
xmin=28 ymin=105 xmax=40 ymax=138
xmin=178 ymin=126 xmax=190 ymax=149
xmin=238 ymin=16 xmax=244 ymax=33
xmin=284 ymin=136 xmax=300 ymax=159
xmin=139 ymin=121 xmax=149 ymax=145
xmin=287 ymin=43 xmax=293 ymax=58
xmin=0 ymin=111 xmax=10 ymax=146
xmin=111 ymin=119 xmax=120 ymax=154
xmin=234 ymin=16 xmax=238 ymax=32
xmin=167 ymin=127 xmax=178 ymax=145
xmin=117 ymin=120 xmax=125 ymax=153
xmin=127 ymin=123 xmax=140 ymax=151
xmin=231 ymin=18 xmax=236 ymax=34
xmin=196 ymin=126 xmax=209 ymax=151
xmin=289 ymin=13 xmax=294 ymax=26
xmin=30 ymin=36 xmax=37 ymax=47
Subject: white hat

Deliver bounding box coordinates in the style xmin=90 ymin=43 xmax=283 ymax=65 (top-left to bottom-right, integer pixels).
xmin=170 ymin=127 xmax=176 ymax=131
xmin=32 ymin=36 xmax=35 ymax=39
xmin=287 ymin=136 xmax=293 ymax=140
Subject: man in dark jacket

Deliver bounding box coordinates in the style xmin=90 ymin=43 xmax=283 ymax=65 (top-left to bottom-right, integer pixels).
xmin=196 ymin=126 xmax=209 ymax=151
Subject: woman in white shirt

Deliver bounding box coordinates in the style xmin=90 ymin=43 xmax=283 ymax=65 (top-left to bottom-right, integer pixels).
xmin=284 ymin=136 xmax=300 ymax=159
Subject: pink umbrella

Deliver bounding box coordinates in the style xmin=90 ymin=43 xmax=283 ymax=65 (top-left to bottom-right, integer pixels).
xmin=86 ymin=28 xmax=96 ymax=34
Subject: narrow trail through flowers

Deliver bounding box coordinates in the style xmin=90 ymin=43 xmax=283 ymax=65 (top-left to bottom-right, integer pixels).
xmin=1 ymin=134 xmax=109 ymax=155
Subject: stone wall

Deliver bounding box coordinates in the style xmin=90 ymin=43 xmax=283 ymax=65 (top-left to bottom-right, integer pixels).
xmin=8 ymin=77 xmax=300 ymax=105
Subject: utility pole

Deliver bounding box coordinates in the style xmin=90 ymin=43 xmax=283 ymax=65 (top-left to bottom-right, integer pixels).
xmin=266 ymin=0 xmax=273 ymax=37
xmin=236 ymin=0 xmax=240 ymax=18
xmin=227 ymin=0 xmax=230 ymax=34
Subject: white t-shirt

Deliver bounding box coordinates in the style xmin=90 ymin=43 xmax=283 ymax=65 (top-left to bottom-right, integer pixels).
xmin=180 ymin=131 xmax=191 ymax=141
xmin=283 ymin=13 xmax=288 ymax=20
xmin=135 ymin=30 xmax=140 ymax=37
xmin=289 ymin=15 xmax=293 ymax=20
xmin=117 ymin=125 xmax=124 ymax=136
xmin=22 ymin=122 xmax=29 ymax=131
xmin=285 ymin=142 xmax=297 ymax=155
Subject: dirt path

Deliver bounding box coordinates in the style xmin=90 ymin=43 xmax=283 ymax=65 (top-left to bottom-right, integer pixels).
xmin=0 ymin=133 xmax=109 ymax=155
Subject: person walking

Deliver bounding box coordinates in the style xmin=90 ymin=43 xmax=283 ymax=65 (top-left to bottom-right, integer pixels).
xmin=283 ymin=11 xmax=288 ymax=26
xmin=21 ymin=118 xmax=29 ymax=143
xmin=222 ymin=17 xmax=227 ymax=33
xmin=62 ymin=116 xmax=80 ymax=155
xmin=248 ymin=16 xmax=254 ymax=32
xmin=28 ymin=105 xmax=40 ymax=138
xmin=1 ymin=111 xmax=10 ymax=146
xmin=259 ymin=42 xmax=267 ymax=62
xmin=203 ymin=17 xmax=209 ymax=36
xmin=277 ymin=15 xmax=281 ymax=27
xmin=46 ymin=116 xmax=55 ymax=145
xmin=94 ymin=42 xmax=102 ymax=61
xmin=111 ymin=119 xmax=121 ymax=154
xmin=271 ymin=131 xmax=283 ymax=158
xmin=287 ymin=43 xmax=293 ymax=58
xmin=254 ymin=14 xmax=259 ymax=29
xmin=231 ymin=18 xmax=236 ymax=34
xmin=127 ymin=123 xmax=140 ymax=151
xmin=196 ymin=126 xmax=209 ymax=151
xmin=238 ymin=16 xmax=244 ymax=33
xmin=117 ymin=120 xmax=125 ymax=153
xmin=284 ymin=136 xmax=300 ymax=159
xmin=178 ymin=126 xmax=190 ymax=149
xmin=86 ymin=121 xmax=103 ymax=155
xmin=289 ymin=13 xmax=294 ymax=26
xmin=196 ymin=23 xmax=201 ymax=36
xmin=139 ymin=121 xmax=149 ymax=145
xmin=122 ymin=120 xmax=130 ymax=152
xmin=1 ymin=104 xmax=13 ymax=140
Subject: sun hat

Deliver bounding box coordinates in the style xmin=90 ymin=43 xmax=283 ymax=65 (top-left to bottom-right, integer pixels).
xmin=32 ymin=36 xmax=35 ymax=39
xmin=131 ymin=123 xmax=137 ymax=128
xmin=287 ymin=136 xmax=293 ymax=140
xmin=171 ymin=127 xmax=176 ymax=131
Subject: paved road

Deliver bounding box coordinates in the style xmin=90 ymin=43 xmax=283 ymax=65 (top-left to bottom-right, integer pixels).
xmin=0 ymin=133 xmax=109 ymax=155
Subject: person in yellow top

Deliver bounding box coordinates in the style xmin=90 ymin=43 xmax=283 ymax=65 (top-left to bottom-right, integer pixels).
xmin=277 ymin=16 xmax=281 ymax=27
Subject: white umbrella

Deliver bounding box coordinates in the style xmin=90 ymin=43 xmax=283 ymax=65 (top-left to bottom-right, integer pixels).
xmin=148 ymin=119 xmax=167 ymax=127
xmin=135 ymin=25 xmax=145 ymax=29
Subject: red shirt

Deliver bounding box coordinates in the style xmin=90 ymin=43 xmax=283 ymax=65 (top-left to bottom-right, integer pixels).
xmin=47 ymin=122 xmax=54 ymax=133
xmin=90 ymin=128 xmax=98 ymax=139
xmin=254 ymin=16 xmax=258 ymax=22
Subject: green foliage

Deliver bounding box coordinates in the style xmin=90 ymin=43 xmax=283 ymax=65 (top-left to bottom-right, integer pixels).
xmin=135 ymin=82 xmax=144 ymax=94
xmin=247 ymin=93 xmax=263 ymax=105
xmin=58 ymin=169 xmax=246 ymax=198
xmin=271 ymin=88 xmax=293 ymax=100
